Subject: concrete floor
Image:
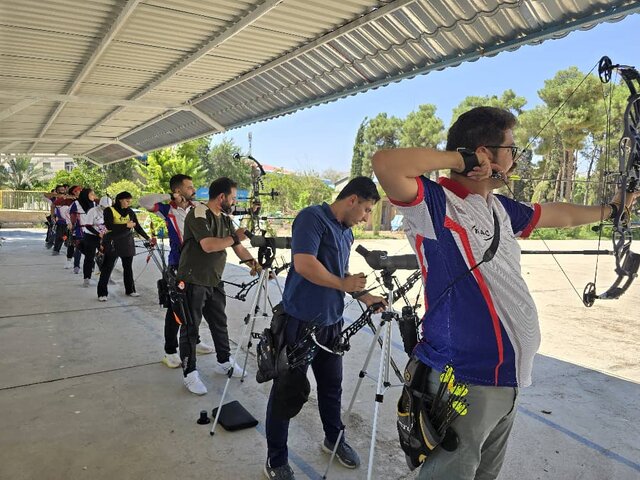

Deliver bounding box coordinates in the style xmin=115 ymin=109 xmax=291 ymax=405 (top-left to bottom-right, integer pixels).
xmin=0 ymin=229 xmax=638 ymax=480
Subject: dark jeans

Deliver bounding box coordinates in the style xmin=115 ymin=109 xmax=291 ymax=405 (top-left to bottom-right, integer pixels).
xmin=71 ymin=243 xmax=82 ymax=267
xmin=45 ymin=216 xmax=55 ymax=246
xmin=179 ymin=283 xmax=230 ymax=376
xmin=97 ymin=254 xmax=135 ymax=297
xmin=53 ymin=223 xmax=67 ymax=252
xmin=266 ymin=317 xmax=344 ymax=468
xmin=82 ymin=234 xmax=101 ymax=279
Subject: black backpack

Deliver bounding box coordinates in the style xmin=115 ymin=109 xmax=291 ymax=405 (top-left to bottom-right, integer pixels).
xmin=256 ymin=303 xmax=290 ymax=384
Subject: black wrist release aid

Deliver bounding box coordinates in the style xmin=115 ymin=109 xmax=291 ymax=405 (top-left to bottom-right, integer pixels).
xmin=456 ymin=148 xmax=480 ymax=175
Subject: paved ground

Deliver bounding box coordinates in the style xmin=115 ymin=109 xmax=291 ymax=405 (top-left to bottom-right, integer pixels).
xmin=0 ymin=229 xmax=638 ymax=480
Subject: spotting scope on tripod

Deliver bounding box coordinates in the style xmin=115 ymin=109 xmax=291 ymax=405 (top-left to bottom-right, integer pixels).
xmin=324 ymin=245 xmax=422 ymax=479
xmin=356 ymin=245 xmax=418 ymax=271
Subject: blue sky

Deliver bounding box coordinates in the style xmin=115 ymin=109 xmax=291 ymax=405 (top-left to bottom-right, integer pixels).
xmin=214 ymin=14 xmax=639 ymax=174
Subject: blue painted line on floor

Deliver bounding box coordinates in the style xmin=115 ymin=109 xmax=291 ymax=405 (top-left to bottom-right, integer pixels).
xmin=519 ymin=407 xmax=640 ymax=473
xmin=255 ymin=423 xmax=323 ymax=480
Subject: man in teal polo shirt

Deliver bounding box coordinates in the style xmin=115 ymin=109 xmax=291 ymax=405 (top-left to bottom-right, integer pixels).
xmin=263 ymin=176 xmax=386 ymax=480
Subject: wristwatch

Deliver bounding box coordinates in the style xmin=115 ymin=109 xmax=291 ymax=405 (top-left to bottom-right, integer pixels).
xmin=230 ymin=232 xmax=240 ymax=246
xmin=456 ymin=148 xmax=480 ymax=175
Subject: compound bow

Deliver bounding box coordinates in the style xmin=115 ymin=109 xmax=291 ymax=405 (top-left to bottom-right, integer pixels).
xmin=503 ymin=56 xmax=640 ymax=307
xmin=581 ymin=56 xmax=640 ymax=306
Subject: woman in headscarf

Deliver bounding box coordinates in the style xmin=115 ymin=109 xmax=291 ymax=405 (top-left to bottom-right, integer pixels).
xmin=97 ymin=191 xmax=154 ymax=301
xmin=82 ymin=195 xmax=111 ymax=287
xmin=70 ymin=188 xmax=97 ymax=274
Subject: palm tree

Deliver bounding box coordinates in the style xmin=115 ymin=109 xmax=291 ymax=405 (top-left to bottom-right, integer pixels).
xmin=0 ymin=155 xmax=45 ymax=190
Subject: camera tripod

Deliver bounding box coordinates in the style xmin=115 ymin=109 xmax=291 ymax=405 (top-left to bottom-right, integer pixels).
xmin=210 ymin=242 xmax=290 ymax=436
xmin=324 ymin=247 xmax=420 ymax=480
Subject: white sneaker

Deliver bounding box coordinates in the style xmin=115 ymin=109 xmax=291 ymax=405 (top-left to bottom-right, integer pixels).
xmin=213 ymin=357 xmax=244 ymax=378
xmin=196 ymin=341 xmax=214 ymax=355
xmin=64 ymin=259 xmax=72 ymax=269
xmin=183 ymin=370 xmax=207 ymax=395
xmin=128 ymin=292 xmax=140 ymax=297
xmin=83 ymin=279 xmax=90 ymax=288
xmin=161 ymin=353 xmax=181 ymax=369
xmin=98 ymin=296 xmax=108 ymax=302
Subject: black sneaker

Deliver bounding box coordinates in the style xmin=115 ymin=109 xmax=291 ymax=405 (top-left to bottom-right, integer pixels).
xmin=322 ymin=438 xmax=361 ymax=469
xmin=263 ymin=460 xmax=295 ymax=480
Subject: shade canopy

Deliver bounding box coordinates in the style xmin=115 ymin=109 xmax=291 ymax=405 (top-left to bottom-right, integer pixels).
xmin=1 ymin=0 xmax=638 ymax=164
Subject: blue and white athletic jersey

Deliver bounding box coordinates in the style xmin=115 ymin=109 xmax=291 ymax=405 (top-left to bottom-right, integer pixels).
xmin=392 ymin=176 xmax=542 ymax=387
xmin=140 ymin=194 xmax=193 ymax=267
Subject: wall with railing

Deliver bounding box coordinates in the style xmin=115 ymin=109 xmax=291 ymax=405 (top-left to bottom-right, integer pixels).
xmin=0 ymin=190 xmax=49 ymax=211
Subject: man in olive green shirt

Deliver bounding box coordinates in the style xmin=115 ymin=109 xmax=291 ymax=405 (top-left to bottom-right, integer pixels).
xmin=178 ymin=177 xmax=261 ymax=395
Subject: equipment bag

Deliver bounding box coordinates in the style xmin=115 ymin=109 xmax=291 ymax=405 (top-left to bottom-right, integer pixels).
xmin=255 ymin=303 xmax=290 ymax=384
xmin=157 ymin=277 xmax=170 ymax=308
xmin=397 ymin=356 xmax=442 ymax=470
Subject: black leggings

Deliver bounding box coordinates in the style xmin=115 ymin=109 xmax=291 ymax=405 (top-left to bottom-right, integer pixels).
xmin=82 ymin=234 xmax=101 ymax=279
xmin=97 ymin=254 xmax=135 ymax=297
xmin=53 ymin=224 xmax=67 ymax=252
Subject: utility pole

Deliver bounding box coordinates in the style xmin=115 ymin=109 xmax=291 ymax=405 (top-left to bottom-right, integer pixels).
xmin=248 ymin=132 xmax=252 ymax=156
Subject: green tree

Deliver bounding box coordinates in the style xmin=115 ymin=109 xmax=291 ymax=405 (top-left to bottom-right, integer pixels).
xmin=135 ymin=148 xmax=206 ymax=193
xmin=360 ymin=113 xmax=403 ymax=176
xmin=104 ymin=158 xmax=137 ymax=186
xmin=261 ymin=171 xmax=332 ymax=214
xmin=176 ymin=136 xmax=210 ymax=163
xmin=203 ymin=138 xmax=252 ymax=188
xmin=47 ymin=159 xmax=107 ymax=195
xmin=400 ymin=104 xmax=444 ymax=148
xmin=535 ymin=68 xmax=603 ymax=201
xmin=106 ymin=179 xmax=142 ymax=204
xmin=0 ymin=155 xmax=46 ymax=190
xmin=350 ymin=118 xmax=368 ymax=178
xmin=451 ymin=89 xmax=527 ymax=125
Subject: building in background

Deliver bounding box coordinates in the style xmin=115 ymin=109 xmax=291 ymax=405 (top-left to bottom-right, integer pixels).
xmin=0 ymin=154 xmax=76 ymax=181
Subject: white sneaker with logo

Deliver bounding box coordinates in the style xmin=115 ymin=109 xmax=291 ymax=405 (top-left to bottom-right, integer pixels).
xmin=183 ymin=370 xmax=207 ymax=395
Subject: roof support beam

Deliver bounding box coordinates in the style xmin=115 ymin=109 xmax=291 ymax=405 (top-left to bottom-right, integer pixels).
xmin=29 ymin=0 xmax=142 ymax=153
xmin=98 ymin=0 xmax=412 ymax=146
xmin=78 ymin=0 xmax=280 ymax=151
xmin=117 ymin=141 xmax=143 ymax=157
xmin=122 ymin=0 xmax=284 ymax=106
xmin=82 ymin=144 xmax=111 ymax=157
xmin=2 ymin=137 xmax=116 ymax=144
xmin=192 ymin=0 xmax=414 ymax=105
xmin=0 ymin=99 xmax=40 ymax=122
xmin=189 ymin=106 xmax=226 ymax=132
xmin=0 ymin=90 xmax=187 ymax=110
xmin=1 ymin=141 xmax=21 ymax=153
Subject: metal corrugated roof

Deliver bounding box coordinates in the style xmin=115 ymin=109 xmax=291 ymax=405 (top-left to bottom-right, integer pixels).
xmin=1 ymin=0 xmax=638 ymax=164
